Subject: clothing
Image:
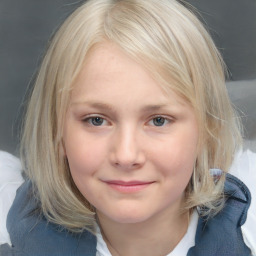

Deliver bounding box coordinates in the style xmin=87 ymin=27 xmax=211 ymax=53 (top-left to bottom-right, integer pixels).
xmin=0 ymin=150 xmax=255 ymax=255
xmin=96 ymin=210 xmax=199 ymax=256
xmin=0 ymin=151 xmax=23 ymax=245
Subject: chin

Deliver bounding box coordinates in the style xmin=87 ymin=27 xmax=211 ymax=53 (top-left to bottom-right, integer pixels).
xmin=105 ymin=209 xmax=153 ymax=224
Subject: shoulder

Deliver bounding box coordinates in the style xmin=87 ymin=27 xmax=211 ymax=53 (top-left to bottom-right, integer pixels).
xmin=229 ymin=150 xmax=256 ymax=255
xmin=0 ymin=151 xmax=24 ymax=245
xmin=188 ymin=156 xmax=255 ymax=256
xmin=1 ymin=168 xmax=97 ymax=255
xmin=188 ymin=150 xmax=256 ymax=256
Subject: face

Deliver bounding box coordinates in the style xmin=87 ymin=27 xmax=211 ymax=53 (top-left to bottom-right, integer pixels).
xmin=63 ymin=42 xmax=199 ymax=225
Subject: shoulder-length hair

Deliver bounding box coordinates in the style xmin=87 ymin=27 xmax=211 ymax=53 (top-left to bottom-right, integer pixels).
xmin=20 ymin=0 xmax=242 ymax=232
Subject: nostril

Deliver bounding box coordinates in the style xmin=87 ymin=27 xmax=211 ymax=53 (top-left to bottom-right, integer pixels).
xmin=109 ymin=130 xmax=146 ymax=169
xmin=114 ymin=161 xmax=140 ymax=168
xmin=110 ymin=146 xmax=146 ymax=170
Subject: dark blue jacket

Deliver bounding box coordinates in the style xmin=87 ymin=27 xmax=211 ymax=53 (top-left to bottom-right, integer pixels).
xmin=0 ymin=174 xmax=252 ymax=256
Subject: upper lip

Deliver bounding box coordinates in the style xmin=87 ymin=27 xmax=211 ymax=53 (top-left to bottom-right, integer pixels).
xmin=103 ymin=180 xmax=155 ymax=186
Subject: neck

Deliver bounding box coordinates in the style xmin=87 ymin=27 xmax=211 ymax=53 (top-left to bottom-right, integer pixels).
xmin=97 ymin=209 xmax=190 ymax=256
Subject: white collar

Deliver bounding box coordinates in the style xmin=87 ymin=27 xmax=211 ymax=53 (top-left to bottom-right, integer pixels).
xmin=96 ymin=210 xmax=198 ymax=256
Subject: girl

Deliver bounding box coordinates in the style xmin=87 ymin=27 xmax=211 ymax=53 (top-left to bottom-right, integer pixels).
xmin=0 ymin=0 xmax=255 ymax=255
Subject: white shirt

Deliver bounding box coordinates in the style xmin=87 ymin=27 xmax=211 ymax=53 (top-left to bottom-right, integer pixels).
xmin=0 ymin=150 xmax=255 ymax=255
xmin=96 ymin=210 xmax=198 ymax=256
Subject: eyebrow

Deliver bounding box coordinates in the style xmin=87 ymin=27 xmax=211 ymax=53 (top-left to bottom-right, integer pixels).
xmin=141 ymin=104 xmax=171 ymax=112
xmin=70 ymin=101 xmax=178 ymax=114
xmin=71 ymin=101 xmax=116 ymax=111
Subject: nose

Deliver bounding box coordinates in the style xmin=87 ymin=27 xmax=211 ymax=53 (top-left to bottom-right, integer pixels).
xmin=109 ymin=126 xmax=146 ymax=170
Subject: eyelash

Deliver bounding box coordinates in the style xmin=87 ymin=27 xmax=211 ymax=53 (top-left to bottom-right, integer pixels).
xmin=82 ymin=115 xmax=173 ymax=127
xmin=148 ymin=116 xmax=172 ymax=127
xmin=82 ymin=115 xmax=109 ymax=126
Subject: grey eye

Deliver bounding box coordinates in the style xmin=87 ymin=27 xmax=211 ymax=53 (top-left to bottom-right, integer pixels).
xmin=152 ymin=117 xmax=166 ymax=126
xmin=91 ymin=117 xmax=104 ymax=126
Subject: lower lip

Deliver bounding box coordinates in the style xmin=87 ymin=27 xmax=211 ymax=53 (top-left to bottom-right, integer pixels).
xmin=106 ymin=183 xmax=154 ymax=193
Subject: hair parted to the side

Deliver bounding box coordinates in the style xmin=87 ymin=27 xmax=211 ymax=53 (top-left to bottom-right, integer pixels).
xmin=20 ymin=0 xmax=242 ymax=232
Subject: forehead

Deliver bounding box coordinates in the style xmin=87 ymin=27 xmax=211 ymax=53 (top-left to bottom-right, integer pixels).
xmin=71 ymin=41 xmax=188 ymax=108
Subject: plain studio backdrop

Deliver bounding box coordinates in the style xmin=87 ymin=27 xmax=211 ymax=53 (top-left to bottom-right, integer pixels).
xmin=0 ymin=0 xmax=256 ymax=155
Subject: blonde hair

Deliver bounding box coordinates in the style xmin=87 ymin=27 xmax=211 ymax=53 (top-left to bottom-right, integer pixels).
xmin=20 ymin=0 xmax=242 ymax=232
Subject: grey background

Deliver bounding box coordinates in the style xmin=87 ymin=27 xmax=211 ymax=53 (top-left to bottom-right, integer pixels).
xmin=0 ymin=0 xmax=256 ymax=155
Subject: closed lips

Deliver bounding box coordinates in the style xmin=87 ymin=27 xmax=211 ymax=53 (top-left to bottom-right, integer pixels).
xmin=104 ymin=180 xmax=155 ymax=186
xmin=102 ymin=180 xmax=155 ymax=193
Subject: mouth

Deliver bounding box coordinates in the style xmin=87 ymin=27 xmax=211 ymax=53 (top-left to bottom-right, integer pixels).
xmin=102 ymin=180 xmax=155 ymax=193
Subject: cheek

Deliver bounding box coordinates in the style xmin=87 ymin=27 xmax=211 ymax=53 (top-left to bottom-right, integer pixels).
xmin=67 ymin=144 xmax=103 ymax=176
xmin=64 ymin=129 xmax=106 ymax=179
xmin=65 ymin=139 xmax=106 ymax=200
xmin=149 ymin=128 xmax=198 ymax=180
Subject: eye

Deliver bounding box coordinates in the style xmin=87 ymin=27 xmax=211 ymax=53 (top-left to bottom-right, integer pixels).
xmin=83 ymin=116 xmax=107 ymax=126
xmin=149 ymin=116 xmax=170 ymax=127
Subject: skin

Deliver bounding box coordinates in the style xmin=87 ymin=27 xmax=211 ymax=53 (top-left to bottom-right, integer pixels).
xmin=63 ymin=42 xmax=199 ymax=255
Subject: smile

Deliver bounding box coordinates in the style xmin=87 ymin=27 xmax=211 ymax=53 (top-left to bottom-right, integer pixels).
xmin=103 ymin=180 xmax=155 ymax=193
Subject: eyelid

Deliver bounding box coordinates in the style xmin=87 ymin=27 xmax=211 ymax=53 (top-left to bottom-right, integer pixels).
xmin=149 ymin=114 xmax=175 ymax=121
xmin=82 ymin=114 xmax=111 ymax=126
xmin=147 ymin=115 xmax=174 ymax=126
